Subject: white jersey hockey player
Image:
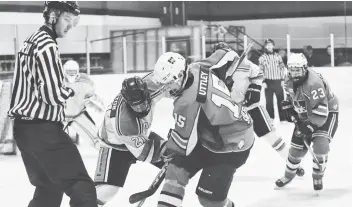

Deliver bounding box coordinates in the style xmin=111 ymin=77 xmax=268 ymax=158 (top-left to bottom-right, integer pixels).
xmin=94 ymin=75 xmax=169 ymax=206
xmin=207 ymin=43 xmax=304 ymax=176
xmin=63 ymin=60 xmax=104 ymax=147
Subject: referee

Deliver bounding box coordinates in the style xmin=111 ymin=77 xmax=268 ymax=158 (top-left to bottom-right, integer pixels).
xmin=8 ymin=2 xmax=97 ymax=207
xmin=259 ymin=39 xmax=287 ymax=122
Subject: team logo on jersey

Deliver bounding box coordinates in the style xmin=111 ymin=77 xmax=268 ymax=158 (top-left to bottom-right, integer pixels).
xmin=238 ymin=139 xmax=245 ymax=149
xmin=333 ymin=104 xmax=338 ymax=110
xmin=20 ymin=41 xmax=35 ymax=56
xmin=143 ymin=122 xmax=149 ymax=130
xmin=196 ymin=66 xmax=209 ymax=103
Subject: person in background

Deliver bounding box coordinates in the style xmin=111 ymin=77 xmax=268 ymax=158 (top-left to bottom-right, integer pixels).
xmin=259 ymin=39 xmax=287 ymax=123
xmin=278 ymin=48 xmax=287 ymax=65
xmin=303 ymin=45 xmax=320 ymax=67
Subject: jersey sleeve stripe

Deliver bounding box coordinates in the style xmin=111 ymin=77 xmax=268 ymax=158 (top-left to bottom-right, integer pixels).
xmin=312 ymin=105 xmax=328 ymax=117
xmin=151 ymin=138 xmax=162 ymax=163
xmin=136 ymin=117 xmax=142 ymax=135
xmin=328 ymin=113 xmax=337 ymax=137
xmin=170 ymin=130 xmax=187 ymax=150
xmin=116 ymin=96 xmax=124 ymax=136
xmin=137 ymin=139 xmax=153 ymax=161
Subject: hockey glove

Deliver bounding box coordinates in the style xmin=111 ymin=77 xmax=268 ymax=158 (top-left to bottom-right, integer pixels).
xmin=243 ymin=83 xmax=262 ymax=107
xmin=280 ymin=100 xmax=297 ymax=122
xmin=297 ymin=120 xmax=317 ymax=135
xmin=160 ymin=141 xmax=175 ymax=162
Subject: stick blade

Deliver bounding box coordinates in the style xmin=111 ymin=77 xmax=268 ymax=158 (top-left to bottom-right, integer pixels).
xmin=129 ymin=190 xmax=153 ymax=204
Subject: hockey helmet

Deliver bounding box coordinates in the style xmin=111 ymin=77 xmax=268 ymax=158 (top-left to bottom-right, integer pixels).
xmin=153 ymin=52 xmax=188 ymax=96
xmin=63 ymin=60 xmax=80 ymax=83
xmin=121 ymin=76 xmax=152 ymax=118
xmin=43 ymin=1 xmax=80 ymax=26
xmin=212 ymin=42 xmax=234 ymax=53
xmin=287 ymin=53 xmax=308 ymax=83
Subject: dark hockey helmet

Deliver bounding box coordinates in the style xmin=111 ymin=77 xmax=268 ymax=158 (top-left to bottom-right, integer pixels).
xmin=264 ymin=38 xmax=275 ymax=45
xmin=121 ymin=76 xmax=152 ymax=118
xmin=44 ymin=1 xmax=80 ymax=16
xmin=212 ymin=42 xmax=234 ymax=53
xmin=43 ymin=1 xmax=80 ymax=28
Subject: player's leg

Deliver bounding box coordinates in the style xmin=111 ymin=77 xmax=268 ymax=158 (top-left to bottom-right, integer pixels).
xmin=311 ymin=112 xmax=338 ymax=191
xmin=248 ymin=105 xmax=287 ymax=158
xmin=264 ymin=81 xmax=275 ymax=120
xmin=247 ymin=105 xmax=304 ymax=176
xmin=69 ymin=111 xmax=100 ymax=149
xmin=274 ymin=81 xmax=286 ymax=122
xmin=276 ymin=129 xmax=308 ymax=187
xmin=196 ymin=147 xmax=252 ymax=207
xmin=157 ymin=143 xmax=203 ymax=207
xmin=94 ymin=147 xmax=136 ymax=206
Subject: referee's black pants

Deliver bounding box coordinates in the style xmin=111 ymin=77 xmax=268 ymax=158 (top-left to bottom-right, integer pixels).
xmin=264 ymin=79 xmax=286 ymax=121
xmin=13 ymin=117 xmax=98 ymax=207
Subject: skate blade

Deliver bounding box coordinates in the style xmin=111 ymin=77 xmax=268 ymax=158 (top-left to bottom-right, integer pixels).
xmin=315 ymin=190 xmax=321 ymax=196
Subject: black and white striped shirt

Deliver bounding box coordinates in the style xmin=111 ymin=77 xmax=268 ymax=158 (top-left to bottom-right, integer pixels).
xmin=259 ymin=52 xmax=286 ymax=80
xmin=8 ymin=26 xmax=74 ymax=122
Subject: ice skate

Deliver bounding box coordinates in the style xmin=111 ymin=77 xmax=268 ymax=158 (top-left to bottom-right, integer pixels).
xmin=313 ymin=177 xmax=323 ymax=195
xmin=275 ymin=176 xmax=294 ymax=188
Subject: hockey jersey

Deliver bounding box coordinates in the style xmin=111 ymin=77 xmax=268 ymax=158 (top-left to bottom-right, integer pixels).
xmin=200 ymin=48 xmax=263 ymax=104
xmin=64 ymin=73 xmax=104 ymax=119
xmin=98 ymin=73 xmax=167 ymax=163
xmin=285 ymin=68 xmax=339 ymax=127
xmin=166 ymin=63 xmax=255 ymax=155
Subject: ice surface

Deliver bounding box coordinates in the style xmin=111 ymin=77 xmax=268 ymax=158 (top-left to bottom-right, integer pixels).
xmin=0 ymin=72 xmax=351 ymax=207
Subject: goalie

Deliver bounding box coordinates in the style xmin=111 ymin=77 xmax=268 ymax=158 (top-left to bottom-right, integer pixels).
xmin=63 ymin=60 xmax=104 ymax=147
xmin=275 ymin=53 xmax=339 ymax=193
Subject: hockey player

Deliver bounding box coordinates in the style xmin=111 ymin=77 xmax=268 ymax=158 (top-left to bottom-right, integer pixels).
xmin=63 ymin=60 xmax=104 ymax=147
xmin=94 ymin=75 xmax=169 ymax=206
xmin=208 ymin=43 xmax=304 ymax=175
xmin=152 ymin=52 xmax=254 ymax=207
xmin=275 ymin=53 xmax=339 ymax=193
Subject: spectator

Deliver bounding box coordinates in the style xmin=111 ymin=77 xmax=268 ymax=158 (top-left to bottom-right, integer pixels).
xmin=324 ymin=45 xmax=351 ymax=66
xmin=278 ymin=48 xmax=287 ymax=65
xmin=303 ymin=45 xmax=320 ymax=67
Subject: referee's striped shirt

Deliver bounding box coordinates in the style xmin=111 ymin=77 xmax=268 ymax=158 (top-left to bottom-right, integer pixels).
xmin=8 ymin=25 xmax=74 ymax=122
xmin=258 ymin=52 xmax=286 ymax=80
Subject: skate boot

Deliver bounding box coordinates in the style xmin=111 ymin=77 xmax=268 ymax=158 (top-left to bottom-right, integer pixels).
xmin=313 ymin=177 xmax=323 ymax=195
xmin=275 ymin=176 xmax=294 ymax=188
xmin=296 ymin=167 xmax=305 ymax=177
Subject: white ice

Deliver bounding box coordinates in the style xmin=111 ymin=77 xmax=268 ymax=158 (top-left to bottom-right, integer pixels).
xmin=0 ymin=68 xmax=351 ymax=207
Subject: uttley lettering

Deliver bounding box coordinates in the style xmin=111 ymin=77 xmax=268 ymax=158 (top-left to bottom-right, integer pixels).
xmin=199 ymin=71 xmax=209 ymax=96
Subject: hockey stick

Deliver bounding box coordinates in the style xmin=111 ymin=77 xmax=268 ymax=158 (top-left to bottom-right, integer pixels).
xmin=290 ymin=116 xmax=323 ymax=172
xmin=129 ymin=162 xmax=169 ymax=205
xmin=225 ymin=41 xmax=254 ymax=83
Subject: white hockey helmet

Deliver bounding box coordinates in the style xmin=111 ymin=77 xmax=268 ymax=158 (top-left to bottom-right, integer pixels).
xmin=153 ymin=52 xmax=187 ymax=85
xmin=63 ymin=60 xmax=80 ymax=83
xmin=287 ymin=53 xmax=308 ymax=83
